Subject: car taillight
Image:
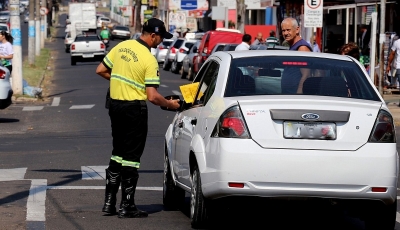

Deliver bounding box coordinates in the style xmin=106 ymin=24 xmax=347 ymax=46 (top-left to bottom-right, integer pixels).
xmin=71 ymin=44 xmax=75 ymax=50
xmin=179 ymin=48 xmax=185 ymax=53
xmin=101 ymin=43 xmax=105 ymax=49
xmin=159 ymin=46 xmax=163 ymax=50
xmin=0 ymin=69 xmax=5 ymax=79
xmin=213 ymin=106 xmax=250 ymax=138
xmin=368 ymin=110 xmax=396 ymax=143
xmin=171 ymin=47 xmax=176 ymax=53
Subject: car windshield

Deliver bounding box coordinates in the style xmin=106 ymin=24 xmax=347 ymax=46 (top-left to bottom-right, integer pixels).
xmin=224 ymin=56 xmax=380 ymax=101
xmin=0 ymin=26 xmax=7 ymax=31
xmin=115 ymin=26 xmax=129 ymax=31
xmin=0 ymin=12 xmax=9 ymax=16
xmin=75 ymin=36 xmax=100 ymax=42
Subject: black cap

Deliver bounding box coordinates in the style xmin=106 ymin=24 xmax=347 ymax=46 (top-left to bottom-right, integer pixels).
xmin=142 ymin=18 xmax=173 ymax=39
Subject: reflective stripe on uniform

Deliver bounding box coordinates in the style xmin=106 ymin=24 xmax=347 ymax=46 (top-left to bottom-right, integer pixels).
xmin=144 ymin=77 xmax=160 ymax=85
xmin=103 ymin=56 xmax=114 ymax=69
xmin=111 ymin=74 xmax=145 ymax=90
xmin=122 ymin=160 xmax=140 ymax=168
xmin=110 ymin=155 xmax=123 ymax=163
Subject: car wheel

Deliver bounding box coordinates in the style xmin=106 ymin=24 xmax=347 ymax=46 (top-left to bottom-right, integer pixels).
xmin=71 ymin=57 xmax=76 ymax=66
xmin=364 ymin=199 xmax=396 ymax=230
xmin=180 ymin=66 xmax=187 ymax=79
xmin=163 ymin=59 xmax=170 ymax=71
xmin=163 ymin=154 xmax=185 ymax=209
xmin=171 ymin=61 xmax=179 ymax=74
xmin=190 ymin=165 xmax=208 ymax=229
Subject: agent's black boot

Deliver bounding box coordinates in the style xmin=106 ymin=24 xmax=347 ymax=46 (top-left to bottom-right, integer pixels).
xmin=118 ymin=171 xmax=148 ymax=218
xmin=102 ymin=168 xmax=121 ymax=214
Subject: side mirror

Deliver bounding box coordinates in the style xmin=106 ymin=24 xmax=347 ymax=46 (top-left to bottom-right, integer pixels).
xmin=160 ymin=95 xmax=183 ymax=112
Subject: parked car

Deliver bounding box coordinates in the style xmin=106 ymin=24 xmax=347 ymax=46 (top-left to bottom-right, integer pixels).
xmin=162 ymin=38 xmax=185 ymax=71
xmin=0 ymin=11 xmax=10 ymax=24
xmin=110 ymin=25 xmax=130 ymax=40
xmin=0 ymin=23 xmax=9 ymax=33
xmin=154 ymin=39 xmax=173 ymax=63
xmin=181 ymin=40 xmax=200 ymax=80
xmin=162 ymin=50 xmax=397 ymax=229
xmin=170 ymin=40 xmax=196 ymax=74
xmin=97 ymin=16 xmax=111 ymax=28
xmin=193 ymin=30 xmax=242 ymax=76
xmin=64 ymin=32 xmax=74 ymax=53
xmin=131 ymin=32 xmax=141 ymax=40
xmin=0 ymin=65 xmax=12 ymax=109
xmin=210 ymin=43 xmax=239 ymax=54
xmin=70 ymin=34 xmax=106 ymax=65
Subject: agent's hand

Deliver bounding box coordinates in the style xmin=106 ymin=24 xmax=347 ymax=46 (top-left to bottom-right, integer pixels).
xmin=386 ymin=65 xmax=391 ymax=74
xmin=167 ymin=99 xmax=181 ymax=110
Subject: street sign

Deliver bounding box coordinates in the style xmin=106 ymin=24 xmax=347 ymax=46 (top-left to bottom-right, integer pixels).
xmin=304 ymin=0 xmax=323 ymax=28
xmin=40 ymin=6 xmax=49 ymax=16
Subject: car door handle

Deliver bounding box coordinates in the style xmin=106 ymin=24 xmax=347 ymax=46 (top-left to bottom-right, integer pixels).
xmin=191 ymin=118 xmax=197 ymax=126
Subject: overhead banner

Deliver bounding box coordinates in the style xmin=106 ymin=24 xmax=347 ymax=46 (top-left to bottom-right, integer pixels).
xmin=304 ymin=0 xmax=323 ymax=28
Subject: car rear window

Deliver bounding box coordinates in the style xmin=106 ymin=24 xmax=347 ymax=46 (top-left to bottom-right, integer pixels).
xmin=185 ymin=42 xmax=194 ymax=49
xmin=0 ymin=26 xmax=7 ymax=31
xmin=115 ymin=26 xmax=129 ymax=31
xmin=162 ymin=41 xmax=172 ymax=47
xmin=227 ymin=45 xmax=237 ymax=51
xmin=224 ymin=56 xmax=380 ymax=101
xmin=75 ymin=36 xmax=100 ymax=42
xmin=173 ymin=39 xmax=184 ymax=48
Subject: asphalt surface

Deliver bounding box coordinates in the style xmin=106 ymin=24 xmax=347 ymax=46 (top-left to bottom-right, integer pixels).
xmin=2 ymin=9 xmax=400 ymax=230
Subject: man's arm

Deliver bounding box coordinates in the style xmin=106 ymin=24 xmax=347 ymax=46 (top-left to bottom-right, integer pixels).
xmin=146 ymin=86 xmax=180 ymax=109
xmin=296 ymin=46 xmax=312 ymax=94
xmin=387 ymin=50 xmax=395 ymax=73
xmin=96 ymin=62 xmax=111 ymax=80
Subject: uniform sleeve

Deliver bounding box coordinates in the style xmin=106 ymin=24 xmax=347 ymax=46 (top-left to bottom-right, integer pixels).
xmin=103 ymin=46 xmax=116 ymax=69
xmin=144 ymin=57 xmax=160 ymax=86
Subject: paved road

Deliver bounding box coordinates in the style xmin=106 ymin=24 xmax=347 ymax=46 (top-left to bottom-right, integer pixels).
xmin=2 ymin=10 xmax=400 ymax=230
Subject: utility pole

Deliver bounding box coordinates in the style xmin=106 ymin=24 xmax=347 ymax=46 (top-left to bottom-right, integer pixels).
xmin=35 ymin=0 xmax=41 ymax=56
xmin=28 ymin=0 xmax=35 ymax=65
xmin=9 ymin=0 xmax=22 ymax=95
xmin=379 ymin=0 xmax=386 ymax=95
xmin=134 ymin=0 xmax=141 ymax=32
xmin=41 ymin=3 xmax=45 ymax=48
xmin=236 ymin=0 xmax=245 ymax=33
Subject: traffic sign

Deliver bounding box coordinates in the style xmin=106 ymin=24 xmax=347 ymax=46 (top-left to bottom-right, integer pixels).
xmin=304 ymin=0 xmax=323 ymax=28
xmin=40 ymin=6 xmax=49 ymax=16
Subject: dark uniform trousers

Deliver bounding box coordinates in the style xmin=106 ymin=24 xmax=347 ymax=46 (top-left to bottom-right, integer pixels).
xmin=108 ymin=99 xmax=148 ymax=176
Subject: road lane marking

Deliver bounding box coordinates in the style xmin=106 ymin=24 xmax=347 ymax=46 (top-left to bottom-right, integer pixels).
xmin=23 ymin=106 xmax=44 ymax=111
xmin=82 ymin=166 xmax=106 ymax=180
xmin=51 ymin=97 xmax=60 ymax=106
xmin=69 ymin=104 xmax=95 ymax=109
xmin=47 ymin=186 xmax=162 ymax=191
xmin=172 ymin=90 xmax=182 ymax=95
xmin=0 ymin=168 xmax=27 ymax=181
xmin=160 ymin=84 xmax=168 ymax=87
xmin=27 ymin=179 xmax=47 ymax=222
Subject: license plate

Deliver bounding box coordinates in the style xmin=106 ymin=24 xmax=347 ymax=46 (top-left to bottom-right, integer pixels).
xmin=283 ymin=121 xmax=336 ymax=140
xmin=117 ymin=33 xmax=125 ymax=36
xmin=82 ymin=54 xmax=94 ymax=58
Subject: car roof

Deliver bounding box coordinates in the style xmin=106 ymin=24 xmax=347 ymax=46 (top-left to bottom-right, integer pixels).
xmin=214 ymin=50 xmax=353 ymax=62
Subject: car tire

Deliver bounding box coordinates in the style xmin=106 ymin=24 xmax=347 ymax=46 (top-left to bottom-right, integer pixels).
xmin=65 ymin=48 xmax=70 ymax=53
xmin=180 ymin=66 xmax=187 ymax=79
xmin=71 ymin=57 xmax=76 ymax=66
xmin=163 ymin=59 xmax=171 ymax=71
xmin=364 ymin=199 xmax=397 ymax=230
xmin=163 ymin=154 xmax=185 ymax=209
xmin=171 ymin=61 xmax=179 ymax=74
xmin=190 ymin=165 xmax=208 ymax=229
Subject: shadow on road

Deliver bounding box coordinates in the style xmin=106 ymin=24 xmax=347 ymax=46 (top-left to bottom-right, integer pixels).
xmin=0 ymin=118 xmax=19 ymax=123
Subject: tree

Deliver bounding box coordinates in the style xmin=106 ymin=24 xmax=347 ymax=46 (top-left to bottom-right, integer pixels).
xmin=236 ymin=0 xmax=245 ymax=33
xmin=134 ymin=0 xmax=142 ymax=32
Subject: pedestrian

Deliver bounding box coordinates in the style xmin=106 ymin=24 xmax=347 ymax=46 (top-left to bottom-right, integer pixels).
xmin=308 ymin=35 xmax=320 ymax=53
xmin=95 ymin=18 xmax=180 ymax=219
xmin=280 ymin=17 xmax=312 ymax=95
xmin=387 ymin=34 xmax=400 ymax=88
xmin=0 ymin=31 xmax=14 ymax=74
xmin=251 ymin=32 xmax=264 ymax=46
xmin=339 ymin=42 xmax=360 ymax=60
xmin=235 ymin=34 xmax=252 ymax=51
xmin=266 ymin=30 xmax=279 ymax=47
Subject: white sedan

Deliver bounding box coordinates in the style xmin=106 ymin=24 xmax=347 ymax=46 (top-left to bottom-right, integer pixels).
xmin=162 ymin=50 xmax=398 ymax=229
xmin=0 ymin=65 xmax=12 ymax=109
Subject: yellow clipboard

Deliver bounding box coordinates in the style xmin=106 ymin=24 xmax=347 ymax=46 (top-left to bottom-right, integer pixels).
xmin=179 ymin=82 xmax=203 ymax=103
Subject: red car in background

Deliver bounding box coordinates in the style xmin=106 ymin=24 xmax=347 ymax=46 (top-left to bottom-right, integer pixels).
xmin=193 ymin=29 xmax=243 ymax=75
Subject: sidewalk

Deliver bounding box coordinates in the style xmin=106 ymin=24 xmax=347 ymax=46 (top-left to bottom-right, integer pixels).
xmin=383 ymin=92 xmax=400 ymax=125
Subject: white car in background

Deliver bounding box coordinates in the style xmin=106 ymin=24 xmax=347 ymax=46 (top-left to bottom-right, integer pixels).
xmin=0 ymin=65 xmax=12 ymax=109
xmin=154 ymin=39 xmax=173 ymax=63
xmin=170 ymin=40 xmax=196 ymax=74
xmin=97 ymin=16 xmax=111 ymax=28
xmin=162 ymin=51 xmax=398 ymax=229
xmin=0 ymin=23 xmax=9 ymax=33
